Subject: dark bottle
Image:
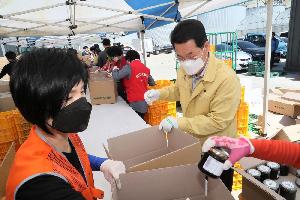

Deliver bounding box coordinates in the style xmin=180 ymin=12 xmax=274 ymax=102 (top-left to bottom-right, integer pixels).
xmin=247 ymin=168 xmax=261 ymax=182
xmin=263 ymin=179 xmax=279 ymax=193
xmin=280 ymin=164 xmax=289 ymax=176
xmin=279 ymin=181 xmax=297 ymax=200
xmin=198 ymin=147 xmax=229 ymax=178
xmin=267 ymin=162 xmax=280 ymax=180
xmin=257 ymin=165 xmax=271 ymax=182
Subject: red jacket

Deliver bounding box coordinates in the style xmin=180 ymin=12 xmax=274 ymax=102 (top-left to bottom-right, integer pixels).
xmin=101 ymin=56 xmax=127 ymax=72
xmin=123 ymin=60 xmax=150 ymax=102
xmin=250 ymin=139 xmax=300 ymax=168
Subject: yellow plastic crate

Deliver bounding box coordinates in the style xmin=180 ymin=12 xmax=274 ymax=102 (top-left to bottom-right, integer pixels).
xmin=0 ymin=112 xmax=18 ymax=143
xmin=233 ymin=162 xmax=243 ymax=190
xmin=167 ymin=102 xmax=176 ymax=117
xmin=240 ymin=86 xmax=245 ymax=101
xmin=12 ymin=110 xmax=32 ymax=144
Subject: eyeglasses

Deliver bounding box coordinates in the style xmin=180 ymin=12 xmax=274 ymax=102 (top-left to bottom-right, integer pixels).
xmin=176 ymin=48 xmax=206 ymax=62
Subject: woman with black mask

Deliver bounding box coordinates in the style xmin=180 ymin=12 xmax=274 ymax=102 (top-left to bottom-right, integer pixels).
xmin=6 ymin=48 xmax=125 ymax=200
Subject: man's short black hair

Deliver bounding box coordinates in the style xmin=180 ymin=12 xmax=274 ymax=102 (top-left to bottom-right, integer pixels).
xmin=106 ymin=46 xmax=123 ymax=57
xmin=5 ymin=51 xmax=17 ymax=60
xmin=102 ymin=38 xmax=111 ymax=46
xmin=170 ymin=19 xmax=208 ymax=48
xmin=93 ymin=44 xmax=100 ymax=49
xmin=125 ymin=50 xmax=140 ymax=62
xmin=9 ymin=48 xmax=88 ymax=134
xmin=83 ymin=46 xmax=88 ymax=49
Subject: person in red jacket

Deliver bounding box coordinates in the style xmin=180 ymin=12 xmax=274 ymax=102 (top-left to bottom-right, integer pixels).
xmin=112 ymin=50 xmax=155 ymax=119
xmin=202 ymin=136 xmax=300 ymax=170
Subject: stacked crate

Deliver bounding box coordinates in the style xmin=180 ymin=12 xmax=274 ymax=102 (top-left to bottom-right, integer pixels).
xmin=233 ymin=86 xmax=249 ymax=190
xmin=144 ymin=80 xmax=176 ymax=126
xmin=233 ymin=162 xmax=243 ymax=190
xmin=236 ymin=86 xmax=249 ymax=138
xmin=0 ymin=109 xmax=32 ymax=161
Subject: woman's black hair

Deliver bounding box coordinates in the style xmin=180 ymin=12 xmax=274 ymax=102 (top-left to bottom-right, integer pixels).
xmin=106 ymin=46 xmax=123 ymax=57
xmin=125 ymin=50 xmax=140 ymax=62
xmin=9 ymin=48 xmax=88 ymax=134
xmin=170 ymin=19 xmax=208 ymax=48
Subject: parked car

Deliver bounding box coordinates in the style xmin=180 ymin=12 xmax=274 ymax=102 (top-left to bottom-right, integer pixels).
xmin=244 ymin=33 xmax=287 ymax=58
xmin=229 ymin=40 xmax=280 ymax=63
xmin=215 ymin=44 xmax=252 ymax=71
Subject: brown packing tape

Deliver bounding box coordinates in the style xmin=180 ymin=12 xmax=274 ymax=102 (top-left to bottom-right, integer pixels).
xmin=0 ymin=142 xmax=15 ymax=199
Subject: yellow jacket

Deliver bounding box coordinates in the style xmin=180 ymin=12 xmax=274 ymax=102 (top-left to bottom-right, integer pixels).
xmin=158 ymin=55 xmax=241 ymax=142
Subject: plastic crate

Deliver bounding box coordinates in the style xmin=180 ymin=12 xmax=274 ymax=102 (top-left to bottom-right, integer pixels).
xmin=233 ymin=162 xmax=243 ymax=190
xmin=0 ymin=113 xmax=18 ymax=143
xmin=240 ymin=86 xmax=245 ymax=101
xmin=145 ymin=101 xmax=168 ymax=125
xmin=0 ymin=141 xmax=13 ymax=162
xmin=167 ymin=102 xmax=176 ymax=117
xmin=12 ymin=110 xmax=32 ymax=144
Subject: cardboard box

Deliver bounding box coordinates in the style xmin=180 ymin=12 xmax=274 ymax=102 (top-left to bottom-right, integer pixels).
xmin=104 ymin=126 xmax=202 ymax=173
xmin=272 ymin=124 xmax=300 ymax=142
xmin=268 ymin=95 xmax=300 ymax=118
xmin=0 ymin=81 xmax=9 ymax=93
xmin=257 ymin=113 xmax=297 ymax=139
xmin=0 ymin=92 xmax=15 ymax=112
xmin=275 ymin=87 xmax=300 ymax=94
xmin=88 ymin=71 xmax=117 ymax=105
xmin=236 ymin=157 xmax=300 ymax=200
xmin=113 ymin=164 xmax=234 ymax=200
xmin=0 ymin=143 xmax=15 ymax=199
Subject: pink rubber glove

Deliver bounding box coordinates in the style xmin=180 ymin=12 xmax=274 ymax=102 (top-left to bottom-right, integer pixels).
xmin=202 ymin=136 xmax=255 ymax=170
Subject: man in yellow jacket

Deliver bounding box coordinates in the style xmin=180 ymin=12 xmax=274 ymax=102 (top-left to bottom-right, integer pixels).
xmin=144 ymin=19 xmax=241 ymax=191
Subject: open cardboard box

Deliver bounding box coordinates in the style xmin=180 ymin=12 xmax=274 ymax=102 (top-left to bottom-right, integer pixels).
xmin=237 ymin=157 xmax=300 ymax=200
xmin=0 ymin=143 xmax=15 ymax=199
xmin=112 ymin=164 xmax=234 ymax=200
xmin=271 ymin=124 xmax=300 ymax=142
xmin=104 ymin=126 xmax=202 ymax=173
xmin=88 ymin=71 xmax=117 ymax=105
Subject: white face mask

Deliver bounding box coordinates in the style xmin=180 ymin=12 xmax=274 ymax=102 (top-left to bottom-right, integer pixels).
xmin=180 ymin=57 xmax=205 ymax=75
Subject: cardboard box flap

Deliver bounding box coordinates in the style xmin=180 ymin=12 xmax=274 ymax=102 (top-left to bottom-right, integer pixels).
xmin=0 ymin=142 xmax=15 ymax=198
xmin=107 ymin=126 xmax=199 ymax=162
xmin=89 ymin=71 xmax=113 ymax=81
xmin=114 ymin=164 xmax=234 ymax=200
xmin=273 ymin=124 xmax=300 ymax=142
xmin=282 ymin=92 xmax=300 ymax=103
xmin=239 ymin=157 xmax=265 ymax=170
xmin=127 ymin=142 xmax=202 ymax=172
xmin=275 ymin=87 xmax=300 ymax=94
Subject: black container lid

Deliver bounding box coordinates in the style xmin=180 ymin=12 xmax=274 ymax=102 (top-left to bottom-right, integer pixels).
xmin=267 ymin=162 xmax=280 ymax=170
xmin=247 ymin=169 xmax=261 ymax=177
xmin=263 ymin=179 xmax=279 ymax=190
xmin=280 ymin=181 xmax=297 ymax=192
xmin=257 ymin=165 xmax=271 ymax=173
xmin=209 ymin=147 xmax=229 ymax=161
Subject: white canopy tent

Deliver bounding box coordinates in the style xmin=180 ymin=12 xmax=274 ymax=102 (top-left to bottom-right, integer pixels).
xmin=0 ymin=0 xmax=275 ymax=135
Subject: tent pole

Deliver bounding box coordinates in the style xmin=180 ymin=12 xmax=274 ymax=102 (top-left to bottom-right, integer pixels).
xmin=0 ymin=43 xmax=6 ymax=56
xmin=140 ymin=30 xmax=147 ymax=66
xmin=263 ymin=0 xmax=273 ymax=136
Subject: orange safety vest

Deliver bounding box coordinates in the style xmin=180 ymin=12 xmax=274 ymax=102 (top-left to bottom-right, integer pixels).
xmin=6 ymin=125 xmax=104 ymax=200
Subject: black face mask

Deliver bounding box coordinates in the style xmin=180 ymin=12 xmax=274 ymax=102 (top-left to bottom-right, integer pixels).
xmin=52 ymin=97 xmax=92 ymax=133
